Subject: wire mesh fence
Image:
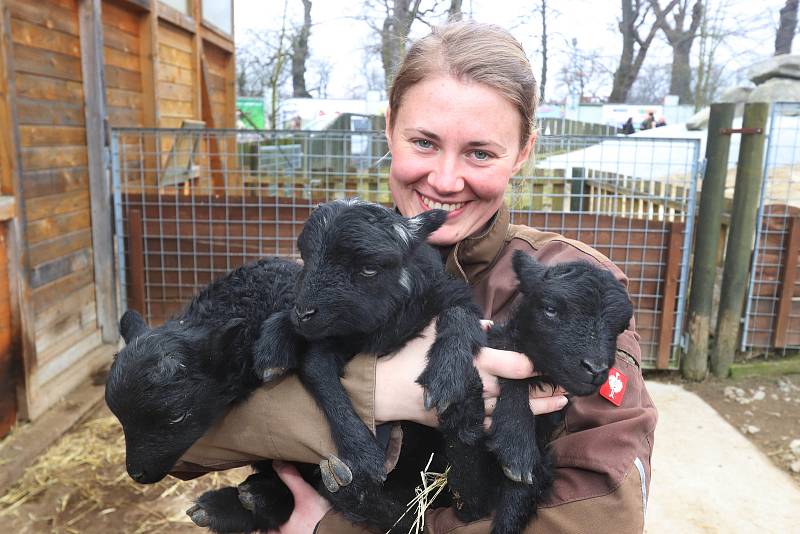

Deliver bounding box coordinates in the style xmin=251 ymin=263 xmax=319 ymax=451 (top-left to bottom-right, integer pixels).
xmin=112 ymin=127 xmax=701 ymax=369
xmin=742 ymin=102 xmax=800 ymax=355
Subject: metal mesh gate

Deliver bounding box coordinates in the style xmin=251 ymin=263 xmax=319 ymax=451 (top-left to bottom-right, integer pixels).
xmin=742 ymin=102 xmax=800 ymax=353
xmin=111 ymin=128 xmax=700 ymax=369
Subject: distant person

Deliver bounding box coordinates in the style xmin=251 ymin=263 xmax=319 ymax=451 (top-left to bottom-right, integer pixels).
xmin=656 ymin=117 xmax=667 ymax=128
xmin=640 ymin=111 xmax=655 ymax=130
xmin=622 ymin=117 xmax=635 ymax=135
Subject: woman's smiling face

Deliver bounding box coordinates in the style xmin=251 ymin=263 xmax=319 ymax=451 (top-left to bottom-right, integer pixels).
xmin=386 ymin=75 xmax=534 ymax=246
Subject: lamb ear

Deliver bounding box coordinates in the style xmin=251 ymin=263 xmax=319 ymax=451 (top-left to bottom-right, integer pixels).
xmin=209 ymin=317 xmax=247 ymax=365
xmin=406 ymin=209 xmax=447 ymax=243
xmin=119 ymin=310 xmax=149 ymax=344
xmin=511 ymin=251 xmax=545 ymax=295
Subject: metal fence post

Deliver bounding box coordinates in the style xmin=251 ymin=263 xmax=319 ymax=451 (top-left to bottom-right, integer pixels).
xmin=711 ymin=102 xmax=770 ymax=377
xmin=682 ymin=103 xmax=735 ymax=381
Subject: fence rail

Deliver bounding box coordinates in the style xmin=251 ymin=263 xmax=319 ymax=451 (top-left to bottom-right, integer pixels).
xmin=112 ymin=128 xmax=701 ymax=369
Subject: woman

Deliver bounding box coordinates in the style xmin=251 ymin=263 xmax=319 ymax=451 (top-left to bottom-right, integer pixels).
xmin=173 ymin=21 xmax=656 ymax=534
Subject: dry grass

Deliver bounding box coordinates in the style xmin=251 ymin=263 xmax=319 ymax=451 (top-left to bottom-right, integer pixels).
xmin=0 ymin=409 xmax=246 ymax=533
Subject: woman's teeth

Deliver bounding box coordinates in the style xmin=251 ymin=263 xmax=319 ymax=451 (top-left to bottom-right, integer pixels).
xmin=420 ymin=195 xmax=465 ymax=212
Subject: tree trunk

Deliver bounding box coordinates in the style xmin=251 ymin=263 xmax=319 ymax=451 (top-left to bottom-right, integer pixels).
xmin=670 ymin=38 xmax=693 ymax=103
xmin=380 ymin=0 xmax=420 ymax=90
xmin=448 ymin=0 xmax=463 ymax=21
xmin=291 ymin=0 xmax=312 ymax=98
xmin=540 ymin=0 xmax=547 ymax=103
xmin=609 ymin=0 xmax=678 ymax=103
xmin=653 ymin=0 xmax=703 ymax=105
xmin=775 ymin=0 xmax=798 ymax=55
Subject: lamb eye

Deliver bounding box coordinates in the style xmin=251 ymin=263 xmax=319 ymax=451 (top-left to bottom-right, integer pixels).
xmin=544 ymin=306 xmax=557 ymax=319
xmin=169 ymin=412 xmax=188 ymax=425
xmin=360 ymin=267 xmax=378 ymax=277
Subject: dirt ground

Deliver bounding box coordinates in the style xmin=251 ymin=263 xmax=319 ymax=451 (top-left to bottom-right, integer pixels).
xmin=2 ymin=373 xmax=799 ymax=533
xmin=649 ymin=371 xmax=800 ymax=487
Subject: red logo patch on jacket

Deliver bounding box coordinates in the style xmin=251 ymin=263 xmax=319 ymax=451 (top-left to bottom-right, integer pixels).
xmin=599 ymin=367 xmax=627 ymax=406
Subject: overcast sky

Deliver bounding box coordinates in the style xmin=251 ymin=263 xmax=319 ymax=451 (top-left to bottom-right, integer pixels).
xmin=234 ymin=0 xmax=790 ymax=102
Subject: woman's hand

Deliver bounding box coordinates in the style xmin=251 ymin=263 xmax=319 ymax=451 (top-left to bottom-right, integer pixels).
xmin=375 ymin=319 xmax=568 ymax=427
xmin=268 ymin=461 xmax=332 ymax=534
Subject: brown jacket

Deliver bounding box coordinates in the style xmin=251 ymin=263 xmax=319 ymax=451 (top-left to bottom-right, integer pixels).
xmin=173 ymin=205 xmax=657 ymax=533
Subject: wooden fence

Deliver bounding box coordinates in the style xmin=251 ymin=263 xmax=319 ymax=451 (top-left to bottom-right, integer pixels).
xmin=122 ymin=194 xmax=684 ymax=369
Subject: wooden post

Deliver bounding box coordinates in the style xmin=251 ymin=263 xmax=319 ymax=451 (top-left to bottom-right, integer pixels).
xmin=128 ymin=209 xmax=146 ymax=319
xmin=682 ymin=103 xmax=735 ymax=380
xmin=773 ymin=216 xmax=800 ymax=348
xmin=199 ymin=54 xmax=225 ymax=190
xmin=570 ymin=167 xmax=586 ymax=212
xmin=657 ymin=221 xmax=684 ymax=369
xmin=711 ymin=102 xmax=770 ymax=378
xmin=79 ymin=0 xmax=118 ymax=343
xmin=138 ymin=0 xmax=160 ymax=185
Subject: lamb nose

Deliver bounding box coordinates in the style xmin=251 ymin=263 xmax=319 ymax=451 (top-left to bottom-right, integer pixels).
xmin=129 ymin=470 xmax=146 ymax=482
xmin=580 ymin=359 xmax=607 ymax=376
xmin=294 ymin=306 xmax=317 ymax=321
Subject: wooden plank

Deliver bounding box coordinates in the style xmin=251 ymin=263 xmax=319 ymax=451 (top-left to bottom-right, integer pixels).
xmin=100 ymin=0 xmax=141 ymax=35
xmin=103 ymin=46 xmax=140 ymax=71
xmin=102 ymin=21 xmax=139 ymax=53
xmin=199 ymin=53 xmax=223 ymax=189
xmin=200 ymin=26 xmax=233 ymax=54
xmin=157 ymin=3 xmax=195 ymax=34
xmin=80 ymin=0 xmax=117 ymax=344
xmin=104 ymin=63 xmax=141 ymax=91
xmin=157 ymin=79 xmax=193 ymax=100
xmin=1 ymin=1 xmax=38 ymax=423
xmin=14 ymin=73 xmax=83 ymax=104
xmin=18 ymin=124 xmax=86 ymax=146
xmin=11 ymin=43 xmax=83 ymax=81
xmin=127 ymin=208 xmax=146 ymax=315
xmin=159 ymin=97 xmax=194 ymax=117
xmin=773 ymin=216 xmax=800 ymax=348
xmin=35 ymin=302 xmax=96 ymax=356
xmin=10 ymin=17 xmax=81 ymax=57
xmin=20 ymin=145 xmax=87 ymax=171
xmin=656 ymin=221 xmax=683 ymax=369
xmin=34 ymin=283 xmax=94 ymax=333
xmin=28 ymin=228 xmax=92 ymax=267
xmin=30 ymin=248 xmax=92 ymax=289
xmin=25 ymin=341 xmax=110 ymax=421
xmin=158 ymin=42 xmax=192 ymax=67
xmin=15 ymin=97 xmax=85 ymax=126
xmin=31 ymin=267 xmax=94 ymax=312
xmin=25 ymin=190 xmax=89 ymax=221
xmin=0 ymin=225 xmax=15 ymax=438
xmin=107 ymin=105 xmax=143 ymax=126
xmin=21 ymin=168 xmax=88 ymax=199
xmin=7 ymin=1 xmax=78 ymax=35
xmin=138 ymin=1 xmax=159 ymax=184
xmin=158 ymin=62 xmax=192 ymax=85
xmin=106 ymin=86 xmax=142 ymax=109
xmin=157 ymin=19 xmax=193 ymax=52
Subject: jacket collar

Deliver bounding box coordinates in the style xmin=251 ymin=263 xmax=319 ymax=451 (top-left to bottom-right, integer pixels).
xmin=445 ymin=204 xmax=511 ymax=284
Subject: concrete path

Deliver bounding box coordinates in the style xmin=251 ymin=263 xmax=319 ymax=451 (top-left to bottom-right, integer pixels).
xmin=644 ymin=381 xmax=800 ymax=533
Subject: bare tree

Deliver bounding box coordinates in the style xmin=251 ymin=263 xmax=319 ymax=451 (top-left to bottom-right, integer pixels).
xmin=448 ymin=0 xmax=463 ymax=21
xmin=627 ymin=63 xmax=672 ymax=103
xmin=559 ymin=38 xmax=613 ymax=103
xmin=291 ymin=0 xmax=313 ymax=97
xmin=309 ymin=57 xmax=333 ymax=98
xmin=692 ymin=0 xmax=740 ymax=110
xmin=236 ymin=27 xmax=292 ymax=101
xmin=362 ymin=1 xmax=441 ymax=90
xmin=608 ymin=0 xmax=679 ymax=103
xmin=775 ymin=0 xmax=798 ymax=55
xmin=651 ymin=0 xmax=703 ymax=104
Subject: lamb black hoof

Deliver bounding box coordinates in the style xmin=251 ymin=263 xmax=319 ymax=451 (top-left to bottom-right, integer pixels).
xmin=502 ymin=465 xmax=533 ymax=485
xmin=261 ymin=367 xmax=287 ymax=382
xmin=186 ymin=504 xmax=210 ymax=527
xmin=320 ymin=455 xmax=353 ymax=492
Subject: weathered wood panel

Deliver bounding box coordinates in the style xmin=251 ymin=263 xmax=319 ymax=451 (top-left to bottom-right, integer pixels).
xmin=157 ymin=20 xmax=195 ymax=127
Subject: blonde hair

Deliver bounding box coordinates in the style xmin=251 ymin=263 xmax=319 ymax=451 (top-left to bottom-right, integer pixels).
xmin=388 ymin=20 xmax=538 ymax=148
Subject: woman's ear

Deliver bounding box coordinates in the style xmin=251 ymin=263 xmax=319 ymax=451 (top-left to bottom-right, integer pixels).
xmin=384 ymin=107 xmax=394 ymax=151
xmin=512 ymin=132 xmax=536 ymax=175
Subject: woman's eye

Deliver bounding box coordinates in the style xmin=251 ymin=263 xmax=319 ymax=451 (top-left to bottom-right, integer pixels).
xmin=169 ymin=412 xmax=188 ymax=425
xmin=472 ymin=150 xmax=491 ymax=161
xmin=544 ymin=306 xmax=557 ymax=319
xmin=360 ymin=267 xmax=378 ymax=277
xmin=414 ymin=139 xmax=433 ymax=150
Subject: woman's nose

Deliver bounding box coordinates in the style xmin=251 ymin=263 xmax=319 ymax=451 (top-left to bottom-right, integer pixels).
xmin=427 ymin=154 xmax=464 ymax=194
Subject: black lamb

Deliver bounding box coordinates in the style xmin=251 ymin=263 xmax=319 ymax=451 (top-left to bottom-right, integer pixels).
xmin=252 ymin=199 xmax=490 ymax=530
xmin=485 ymin=251 xmax=634 ymax=534
xmin=106 ymin=258 xmax=307 ymax=533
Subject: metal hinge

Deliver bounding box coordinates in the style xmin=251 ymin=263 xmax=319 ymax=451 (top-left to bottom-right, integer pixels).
xmin=719 ymin=128 xmax=763 ymax=135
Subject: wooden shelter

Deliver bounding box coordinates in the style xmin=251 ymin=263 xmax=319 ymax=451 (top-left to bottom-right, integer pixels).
xmin=0 ymin=0 xmax=235 ymax=437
